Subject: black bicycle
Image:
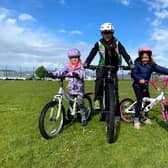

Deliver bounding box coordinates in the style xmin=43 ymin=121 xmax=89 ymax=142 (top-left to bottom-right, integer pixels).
xmin=86 ymin=65 xmax=130 ymax=143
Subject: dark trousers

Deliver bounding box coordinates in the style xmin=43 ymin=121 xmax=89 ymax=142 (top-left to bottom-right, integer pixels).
xmin=94 ymin=68 xmax=120 ymax=116
xmin=134 ymin=87 xmax=150 ymax=118
xmin=94 ymin=68 xmax=106 ymax=101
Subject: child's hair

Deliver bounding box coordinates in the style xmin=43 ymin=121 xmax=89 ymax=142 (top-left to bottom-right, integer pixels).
xmin=138 ymin=47 xmax=155 ymax=65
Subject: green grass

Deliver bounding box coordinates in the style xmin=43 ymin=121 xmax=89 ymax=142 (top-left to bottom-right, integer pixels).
xmin=0 ymin=80 xmax=168 ymax=168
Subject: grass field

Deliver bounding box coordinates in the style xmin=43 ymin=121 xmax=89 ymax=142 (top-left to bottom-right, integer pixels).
xmin=0 ymin=80 xmax=168 ymax=168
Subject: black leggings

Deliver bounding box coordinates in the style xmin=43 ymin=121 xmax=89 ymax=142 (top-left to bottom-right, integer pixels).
xmin=134 ymin=87 xmax=150 ymax=118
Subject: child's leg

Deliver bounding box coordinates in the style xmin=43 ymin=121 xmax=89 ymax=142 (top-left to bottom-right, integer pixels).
xmin=133 ymin=87 xmax=143 ymax=129
xmin=134 ymin=88 xmax=143 ymax=118
xmin=94 ymin=68 xmax=105 ymax=101
xmin=142 ymin=89 xmax=150 ymax=118
xmin=77 ymin=94 xmax=86 ymax=127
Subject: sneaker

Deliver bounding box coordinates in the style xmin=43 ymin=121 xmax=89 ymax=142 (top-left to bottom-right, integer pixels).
xmin=94 ymin=100 xmax=100 ymax=110
xmin=141 ymin=118 xmax=152 ymax=125
xmin=81 ymin=116 xmax=87 ymax=127
xmin=134 ymin=118 xmax=140 ymax=129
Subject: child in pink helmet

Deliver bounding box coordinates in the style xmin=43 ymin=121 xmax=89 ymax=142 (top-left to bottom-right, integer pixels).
xmin=132 ymin=46 xmax=168 ymax=129
xmin=49 ymin=48 xmax=86 ymax=126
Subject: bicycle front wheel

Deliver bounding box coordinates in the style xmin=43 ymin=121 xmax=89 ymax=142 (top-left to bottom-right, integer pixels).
xmin=106 ymin=83 xmax=116 ymax=143
xmin=39 ymin=100 xmax=65 ymax=139
xmin=120 ymin=98 xmax=135 ymax=123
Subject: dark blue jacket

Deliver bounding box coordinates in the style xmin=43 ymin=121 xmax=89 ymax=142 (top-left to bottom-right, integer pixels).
xmin=132 ymin=59 xmax=168 ymax=88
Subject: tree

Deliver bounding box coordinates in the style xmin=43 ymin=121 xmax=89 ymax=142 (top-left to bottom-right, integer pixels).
xmin=35 ymin=66 xmax=48 ymax=79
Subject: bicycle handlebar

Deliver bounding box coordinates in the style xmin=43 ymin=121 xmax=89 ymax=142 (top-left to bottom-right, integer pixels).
xmin=147 ymin=78 xmax=168 ymax=90
xmin=86 ymin=65 xmax=131 ymax=70
xmin=50 ymin=75 xmax=80 ymax=80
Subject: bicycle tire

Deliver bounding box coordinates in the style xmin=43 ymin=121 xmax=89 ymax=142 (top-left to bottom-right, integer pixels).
xmin=39 ymin=100 xmax=65 ymax=139
xmin=120 ymin=98 xmax=135 ymax=123
xmin=83 ymin=95 xmax=92 ymax=121
xmin=161 ymin=102 xmax=168 ymax=122
xmin=106 ymin=83 xmax=116 ymax=143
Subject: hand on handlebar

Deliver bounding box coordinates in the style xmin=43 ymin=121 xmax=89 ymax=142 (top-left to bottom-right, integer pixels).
xmin=129 ymin=64 xmax=135 ymax=69
xmin=47 ymin=72 xmax=54 ymax=78
xmin=66 ymin=72 xmax=80 ymax=79
xmin=139 ymin=79 xmax=146 ymax=84
xmin=72 ymin=72 xmax=80 ymax=79
xmin=83 ymin=63 xmax=89 ymax=69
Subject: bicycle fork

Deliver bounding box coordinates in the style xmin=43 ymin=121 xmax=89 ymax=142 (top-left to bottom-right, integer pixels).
xmin=49 ymin=94 xmax=63 ymax=121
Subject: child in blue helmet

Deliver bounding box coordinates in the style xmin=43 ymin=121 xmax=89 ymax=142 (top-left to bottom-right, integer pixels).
xmin=49 ymin=48 xmax=86 ymax=126
xmin=132 ymin=46 xmax=168 ymax=129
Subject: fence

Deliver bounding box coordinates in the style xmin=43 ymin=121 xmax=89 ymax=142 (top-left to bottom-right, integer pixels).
xmin=0 ymin=65 xmax=132 ymax=80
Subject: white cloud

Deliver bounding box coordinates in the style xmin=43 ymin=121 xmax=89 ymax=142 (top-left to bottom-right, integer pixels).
xmin=69 ymin=30 xmax=82 ymax=35
xmin=0 ymin=8 xmax=9 ymax=21
xmin=120 ymin=0 xmax=130 ymax=6
xmin=0 ymin=8 xmax=90 ymax=69
xmin=155 ymin=9 xmax=168 ymax=19
xmin=58 ymin=29 xmax=67 ymax=33
xmin=144 ymin=0 xmax=168 ymax=10
xmin=0 ymin=14 xmax=7 ymax=21
xmin=19 ymin=13 xmax=36 ymax=22
xmin=143 ymin=0 xmax=168 ymax=65
xmin=6 ymin=18 xmax=16 ymax=25
xmin=58 ymin=29 xmax=83 ymax=36
xmin=151 ymin=28 xmax=168 ymax=41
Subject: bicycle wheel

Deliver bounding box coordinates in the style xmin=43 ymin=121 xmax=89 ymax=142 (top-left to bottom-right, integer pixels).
xmin=106 ymin=83 xmax=116 ymax=144
xmin=161 ymin=101 xmax=168 ymax=122
xmin=83 ymin=95 xmax=92 ymax=120
xmin=39 ymin=100 xmax=65 ymax=139
xmin=120 ymin=98 xmax=135 ymax=123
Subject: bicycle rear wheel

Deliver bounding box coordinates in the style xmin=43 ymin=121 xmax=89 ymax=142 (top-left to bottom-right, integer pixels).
xmin=120 ymin=98 xmax=135 ymax=122
xmin=39 ymin=100 xmax=65 ymax=139
xmin=84 ymin=95 xmax=92 ymax=120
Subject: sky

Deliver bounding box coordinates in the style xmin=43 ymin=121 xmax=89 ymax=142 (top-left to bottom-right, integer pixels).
xmin=0 ymin=0 xmax=168 ymax=70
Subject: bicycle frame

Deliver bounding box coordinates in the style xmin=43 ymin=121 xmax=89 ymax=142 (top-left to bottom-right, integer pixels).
xmin=52 ymin=77 xmax=79 ymax=119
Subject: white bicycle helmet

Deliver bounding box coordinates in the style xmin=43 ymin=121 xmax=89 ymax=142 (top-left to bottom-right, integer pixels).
xmin=100 ymin=22 xmax=115 ymax=33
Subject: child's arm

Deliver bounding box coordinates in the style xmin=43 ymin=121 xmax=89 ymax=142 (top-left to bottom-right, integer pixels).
xmin=131 ymin=63 xmax=144 ymax=81
xmin=83 ymin=42 xmax=99 ymax=67
xmin=52 ymin=66 xmax=69 ymax=77
xmin=153 ymin=64 xmax=168 ymax=75
xmin=118 ymin=41 xmax=133 ymax=66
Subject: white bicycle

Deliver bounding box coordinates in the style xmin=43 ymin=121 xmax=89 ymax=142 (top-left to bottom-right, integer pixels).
xmin=39 ymin=75 xmax=93 ymax=139
xmin=120 ymin=78 xmax=168 ymax=123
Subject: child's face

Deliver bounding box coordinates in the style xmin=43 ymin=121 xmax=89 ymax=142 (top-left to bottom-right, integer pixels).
xmin=69 ymin=57 xmax=79 ymax=65
xmin=102 ymin=32 xmax=113 ymax=41
xmin=141 ymin=53 xmax=150 ymax=64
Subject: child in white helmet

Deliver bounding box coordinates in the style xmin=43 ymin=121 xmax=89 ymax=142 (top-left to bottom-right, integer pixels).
xmin=84 ymin=22 xmax=133 ymax=121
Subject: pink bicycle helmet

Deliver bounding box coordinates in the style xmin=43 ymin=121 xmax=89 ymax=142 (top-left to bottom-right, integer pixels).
xmin=138 ymin=46 xmax=152 ymax=56
xmin=68 ymin=48 xmax=81 ymax=58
